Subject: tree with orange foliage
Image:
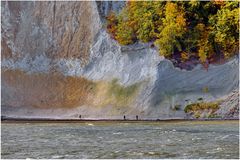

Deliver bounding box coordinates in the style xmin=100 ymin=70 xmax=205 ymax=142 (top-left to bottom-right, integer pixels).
xmin=106 ymin=11 xmax=118 ymax=40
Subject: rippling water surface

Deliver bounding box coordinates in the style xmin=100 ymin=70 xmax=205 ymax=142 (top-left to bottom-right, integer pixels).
xmin=1 ymin=121 xmax=239 ymax=159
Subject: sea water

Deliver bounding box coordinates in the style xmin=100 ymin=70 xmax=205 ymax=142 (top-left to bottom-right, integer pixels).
xmin=1 ymin=121 xmax=239 ymax=159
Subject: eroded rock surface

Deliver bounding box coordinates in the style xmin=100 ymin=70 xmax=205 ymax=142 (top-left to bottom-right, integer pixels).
xmin=216 ymin=90 xmax=239 ymax=118
xmin=1 ymin=1 xmax=101 ymax=63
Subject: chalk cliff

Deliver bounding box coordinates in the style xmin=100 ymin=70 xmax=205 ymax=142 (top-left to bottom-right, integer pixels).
xmin=1 ymin=1 xmax=239 ymax=119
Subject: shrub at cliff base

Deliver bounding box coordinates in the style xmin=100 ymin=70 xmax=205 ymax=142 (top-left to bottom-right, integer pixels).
xmin=184 ymin=102 xmax=219 ymax=113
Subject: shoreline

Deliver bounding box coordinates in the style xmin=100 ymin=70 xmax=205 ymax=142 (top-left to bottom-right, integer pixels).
xmin=1 ymin=117 xmax=239 ymax=123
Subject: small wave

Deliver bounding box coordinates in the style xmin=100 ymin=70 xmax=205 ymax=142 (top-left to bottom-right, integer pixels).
xmin=51 ymin=155 xmax=64 ymax=159
xmin=192 ymin=137 xmax=202 ymax=141
xmin=113 ymin=132 xmax=122 ymax=135
xmin=131 ymin=151 xmax=144 ymax=156
xmin=220 ymin=135 xmax=229 ymax=140
xmin=215 ymin=135 xmax=230 ymax=140
xmin=206 ymin=148 xmax=223 ymax=154
xmin=216 ymin=147 xmax=222 ymax=151
xmin=207 ymin=151 xmax=218 ymax=154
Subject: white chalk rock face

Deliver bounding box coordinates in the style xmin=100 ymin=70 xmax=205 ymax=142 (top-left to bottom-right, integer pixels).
xmin=1 ymin=1 xmax=239 ymax=119
xmin=1 ymin=1 xmax=102 ymax=64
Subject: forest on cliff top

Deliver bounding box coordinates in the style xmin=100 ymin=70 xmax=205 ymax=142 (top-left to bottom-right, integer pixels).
xmin=106 ymin=1 xmax=239 ymax=67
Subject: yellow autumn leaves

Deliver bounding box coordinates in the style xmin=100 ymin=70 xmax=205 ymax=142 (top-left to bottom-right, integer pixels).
xmin=106 ymin=1 xmax=239 ymax=65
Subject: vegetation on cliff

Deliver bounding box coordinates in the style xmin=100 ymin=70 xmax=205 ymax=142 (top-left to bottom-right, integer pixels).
xmin=184 ymin=102 xmax=220 ymax=118
xmin=184 ymin=102 xmax=219 ymax=113
xmin=106 ymin=1 xmax=239 ymax=66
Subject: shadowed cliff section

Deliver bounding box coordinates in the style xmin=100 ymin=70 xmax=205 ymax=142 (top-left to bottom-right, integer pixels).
xmin=96 ymin=1 xmax=125 ymax=19
xmin=150 ymin=58 xmax=239 ymax=108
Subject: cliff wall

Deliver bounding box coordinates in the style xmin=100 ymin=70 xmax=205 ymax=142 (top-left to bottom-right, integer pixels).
xmin=1 ymin=1 xmax=239 ymax=119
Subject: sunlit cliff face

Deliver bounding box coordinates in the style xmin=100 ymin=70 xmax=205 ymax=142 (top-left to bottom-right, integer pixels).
xmin=1 ymin=1 xmax=101 ymax=108
xmin=1 ymin=1 xmax=102 ymax=60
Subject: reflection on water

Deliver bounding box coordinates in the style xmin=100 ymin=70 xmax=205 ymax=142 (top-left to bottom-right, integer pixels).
xmin=1 ymin=121 xmax=239 ymax=159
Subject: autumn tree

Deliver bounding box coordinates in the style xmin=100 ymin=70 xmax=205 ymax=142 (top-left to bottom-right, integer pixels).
xmin=106 ymin=11 xmax=118 ymax=39
xmin=155 ymin=2 xmax=187 ymax=57
xmin=115 ymin=8 xmax=136 ymax=45
xmin=106 ymin=1 xmax=239 ymax=64
xmin=210 ymin=1 xmax=239 ymax=58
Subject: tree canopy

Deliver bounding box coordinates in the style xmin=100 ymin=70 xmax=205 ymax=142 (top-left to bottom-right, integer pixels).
xmin=106 ymin=1 xmax=239 ymax=66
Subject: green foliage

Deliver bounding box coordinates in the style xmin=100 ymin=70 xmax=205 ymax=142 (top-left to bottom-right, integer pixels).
xmin=155 ymin=2 xmax=187 ymax=57
xmin=115 ymin=20 xmax=135 ymax=45
xmin=202 ymin=87 xmax=209 ymax=93
xmin=108 ymin=79 xmax=139 ymax=104
xmin=208 ymin=114 xmax=222 ymax=118
xmin=184 ymin=102 xmax=219 ymax=113
xmin=136 ymin=19 xmax=154 ymax=43
xmin=114 ymin=9 xmax=136 ymax=45
xmin=106 ymin=9 xmax=135 ymax=45
xmin=209 ymin=1 xmax=239 ymax=58
xmin=127 ymin=1 xmax=165 ymax=43
xmin=106 ymin=1 xmax=239 ymax=65
xmin=194 ymin=112 xmax=201 ymax=119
